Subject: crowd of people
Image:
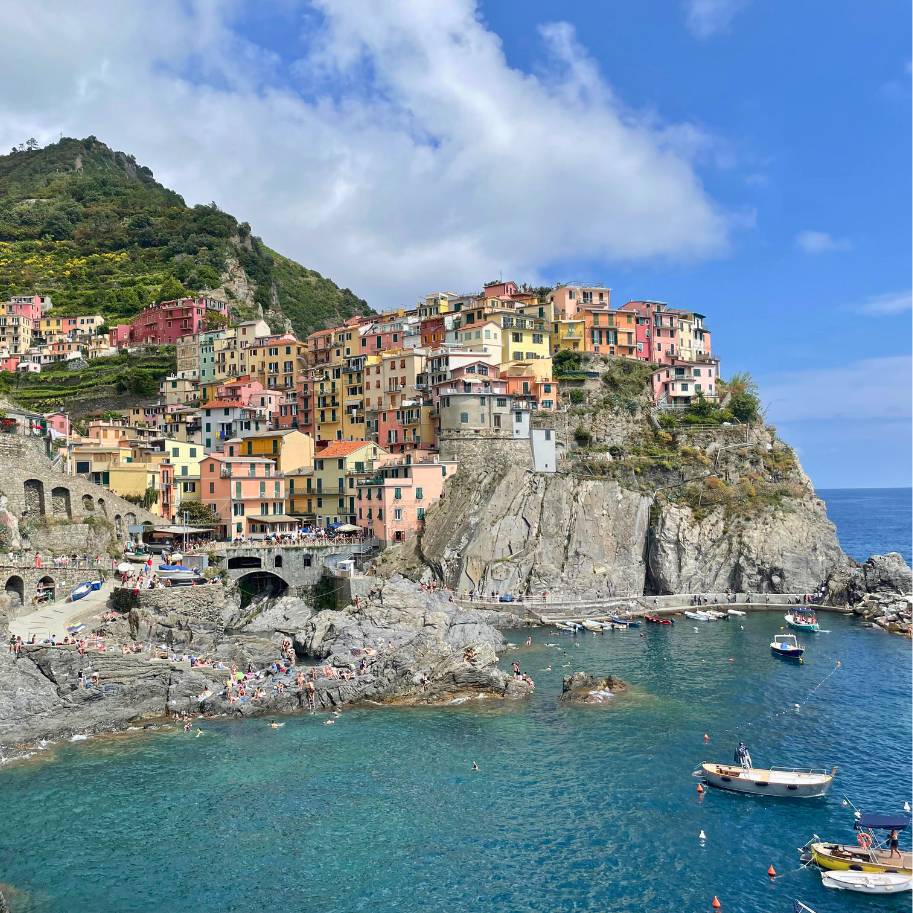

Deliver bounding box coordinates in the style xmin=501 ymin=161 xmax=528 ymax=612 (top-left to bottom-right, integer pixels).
xmin=225 ymin=527 xmax=368 ymax=548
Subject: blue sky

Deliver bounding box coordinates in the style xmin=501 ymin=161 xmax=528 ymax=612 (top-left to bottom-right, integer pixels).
xmin=1 ymin=0 xmax=909 ymax=486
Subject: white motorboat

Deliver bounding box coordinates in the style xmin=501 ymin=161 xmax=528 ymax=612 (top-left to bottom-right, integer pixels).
xmin=821 ymin=870 xmax=912 ymax=894
xmin=582 ymin=619 xmax=604 ymax=632
xmin=695 ymin=762 xmax=836 ymax=798
xmin=727 ymin=608 xmax=746 ymax=616
xmin=555 ymin=622 xmax=580 ymax=633
xmin=704 ymin=610 xmax=727 ymax=620
xmin=684 ymin=610 xmax=711 ymax=621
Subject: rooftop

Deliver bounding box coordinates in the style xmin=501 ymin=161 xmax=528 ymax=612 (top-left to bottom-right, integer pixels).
xmin=316 ymin=440 xmax=377 ymax=458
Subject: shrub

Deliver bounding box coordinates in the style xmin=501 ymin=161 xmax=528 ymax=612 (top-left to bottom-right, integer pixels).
xmin=574 ymin=425 xmax=593 ymax=446
xmin=569 ymin=389 xmax=585 ymax=405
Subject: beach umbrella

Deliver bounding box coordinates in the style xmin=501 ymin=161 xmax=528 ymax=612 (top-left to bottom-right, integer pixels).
xmin=336 ymin=523 xmax=360 ymax=533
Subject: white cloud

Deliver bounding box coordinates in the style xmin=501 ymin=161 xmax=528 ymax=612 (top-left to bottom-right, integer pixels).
xmin=855 ymin=290 xmax=912 ymax=316
xmin=761 ymin=355 xmax=912 ymax=424
xmin=795 ymin=230 xmax=852 ymax=254
xmin=0 ymin=0 xmax=732 ymax=309
xmin=684 ymin=0 xmax=749 ymax=39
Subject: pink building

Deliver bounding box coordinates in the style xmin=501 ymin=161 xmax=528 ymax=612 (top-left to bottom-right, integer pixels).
xmin=0 ymin=355 xmax=20 ymax=373
xmin=356 ymin=458 xmax=457 ymax=545
xmin=44 ymin=411 xmax=71 ymax=437
xmin=216 ymin=378 xmax=283 ymax=420
xmin=651 ymin=358 xmax=720 ymax=406
xmin=548 ymin=285 xmax=611 ymax=320
xmin=110 ymin=297 xmax=228 ymax=348
xmin=199 ymin=453 xmax=292 ymax=539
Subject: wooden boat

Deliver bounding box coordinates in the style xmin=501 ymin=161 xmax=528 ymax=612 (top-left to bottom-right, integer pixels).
xmin=810 ymin=813 xmax=912 ymax=875
xmin=684 ymin=610 xmax=711 ymax=621
xmin=644 ymin=614 xmax=673 ymax=625
xmin=696 ymin=762 xmax=835 ymax=798
xmin=771 ymin=633 xmax=804 ymax=660
xmin=821 ymin=870 xmax=912 ymax=893
xmin=69 ymin=581 xmax=94 ymax=602
xmin=785 ymin=611 xmax=820 ymax=632
xmin=582 ymin=619 xmax=604 ymax=632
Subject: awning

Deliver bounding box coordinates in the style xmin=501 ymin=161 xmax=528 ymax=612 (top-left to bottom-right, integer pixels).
xmin=855 ymin=813 xmax=912 ymax=830
xmin=336 ymin=523 xmax=361 ymax=533
xmin=249 ymin=514 xmax=299 ymax=524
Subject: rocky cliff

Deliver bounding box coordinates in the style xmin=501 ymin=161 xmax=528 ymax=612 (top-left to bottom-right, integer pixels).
xmin=378 ymin=358 xmax=851 ymax=597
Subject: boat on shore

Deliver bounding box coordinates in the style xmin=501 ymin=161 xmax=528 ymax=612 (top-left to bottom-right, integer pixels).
xmin=771 ymin=633 xmax=804 ymax=661
xmin=808 ymin=813 xmax=912 ymax=875
xmin=821 ymin=870 xmax=911 ymax=893
xmin=69 ymin=581 xmax=97 ymax=602
xmin=695 ymin=762 xmax=835 ymax=798
xmin=785 ymin=610 xmax=820 ymax=632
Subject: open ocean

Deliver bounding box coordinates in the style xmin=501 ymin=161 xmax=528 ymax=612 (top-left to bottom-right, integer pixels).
xmin=818 ymin=488 xmax=912 ymax=565
xmin=0 ymin=489 xmax=909 ymax=913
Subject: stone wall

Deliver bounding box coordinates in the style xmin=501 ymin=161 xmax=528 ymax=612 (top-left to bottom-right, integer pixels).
xmin=0 ymin=435 xmax=160 ymax=555
xmin=130 ymin=583 xmax=229 ymax=626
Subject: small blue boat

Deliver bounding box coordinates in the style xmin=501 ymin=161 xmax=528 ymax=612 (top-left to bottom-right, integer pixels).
xmin=771 ymin=633 xmax=804 ymax=660
xmin=69 ymin=581 xmax=93 ymax=602
xmin=610 ymin=615 xmax=640 ymax=628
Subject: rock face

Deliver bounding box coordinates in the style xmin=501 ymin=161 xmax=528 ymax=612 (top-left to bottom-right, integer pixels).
xmin=824 ymin=552 xmax=913 ymax=636
xmin=646 ymin=490 xmax=847 ymax=594
xmin=558 ymin=672 xmax=628 ymax=705
xmin=403 ymin=462 xmax=652 ymax=598
xmin=381 ymin=433 xmax=847 ymax=597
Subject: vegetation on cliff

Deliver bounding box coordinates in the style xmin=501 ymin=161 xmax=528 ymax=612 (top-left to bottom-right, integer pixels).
xmin=0 ymin=136 xmax=372 ymax=335
xmin=0 ymin=347 xmax=175 ymax=413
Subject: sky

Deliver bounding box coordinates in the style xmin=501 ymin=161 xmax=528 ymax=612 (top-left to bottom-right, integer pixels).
xmin=0 ymin=0 xmax=910 ymax=487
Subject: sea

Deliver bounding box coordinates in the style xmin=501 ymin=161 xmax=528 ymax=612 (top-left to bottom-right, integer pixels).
xmin=0 ymin=489 xmax=909 ymax=913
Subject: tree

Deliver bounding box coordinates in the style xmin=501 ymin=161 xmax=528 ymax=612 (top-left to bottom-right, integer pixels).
xmin=177 ymin=501 xmax=220 ymax=527
xmin=725 ymin=372 xmax=761 ymax=423
xmin=154 ymin=276 xmax=189 ymax=304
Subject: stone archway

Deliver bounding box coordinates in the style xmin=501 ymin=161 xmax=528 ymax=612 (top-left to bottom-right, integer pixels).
xmin=236 ymin=571 xmax=288 ymax=608
xmin=4 ymin=575 xmax=24 ymax=609
xmin=36 ymin=575 xmax=55 ymax=603
xmin=274 ymin=554 xmax=283 ymax=568
xmin=50 ymin=486 xmax=72 ymax=519
xmin=82 ymin=494 xmax=95 ymax=513
xmin=125 ymin=512 xmax=137 ymax=529
xmin=114 ymin=514 xmax=123 ymax=537
xmin=97 ymin=498 xmax=108 ymax=517
xmin=24 ymin=479 xmax=45 ymax=517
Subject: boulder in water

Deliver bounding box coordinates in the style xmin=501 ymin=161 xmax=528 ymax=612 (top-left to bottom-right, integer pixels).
xmin=559 ymin=672 xmax=627 ymax=705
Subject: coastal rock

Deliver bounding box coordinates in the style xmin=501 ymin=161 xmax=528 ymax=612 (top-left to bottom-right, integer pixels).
xmin=860 ymin=553 xmax=912 ymax=596
xmin=397 ymin=464 xmax=652 ymax=598
xmin=228 ymin=594 xmax=314 ymax=636
xmin=558 ymin=672 xmax=628 ymax=705
xmin=646 ymin=491 xmax=846 ymax=594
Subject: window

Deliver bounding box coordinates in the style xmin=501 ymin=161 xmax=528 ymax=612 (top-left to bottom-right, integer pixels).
xmin=459 ymin=412 xmax=469 ymax=424
xmin=532 ymin=333 xmax=543 ymax=345
xmin=681 ymin=383 xmax=689 ymax=391
xmin=417 ymin=507 xmax=425 ymax=520
xmin=511 ymin=332 xmax=522 ymax=343
xmin=209 ymin=481 xmax=215 ymax=494
xmin=394 ymin=508 xmax=403 ymax=520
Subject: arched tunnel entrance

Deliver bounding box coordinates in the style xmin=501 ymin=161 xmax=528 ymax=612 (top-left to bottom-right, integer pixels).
xmin=236 ymin=571 xmax=288 ymax=608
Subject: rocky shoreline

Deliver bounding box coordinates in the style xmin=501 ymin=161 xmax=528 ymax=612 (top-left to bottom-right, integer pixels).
xmin=1 ymin=551 xmax=909 ymax=767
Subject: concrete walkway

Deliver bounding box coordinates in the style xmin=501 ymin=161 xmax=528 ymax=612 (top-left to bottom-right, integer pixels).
xmin=10 ymin=578 xmax=115 ymax=640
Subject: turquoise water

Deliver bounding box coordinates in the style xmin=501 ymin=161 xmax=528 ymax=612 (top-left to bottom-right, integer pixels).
xmin=819 ymin=488 xmax=911 ymax=565
xmin=0 ymin=613 xmax=909 ymax=913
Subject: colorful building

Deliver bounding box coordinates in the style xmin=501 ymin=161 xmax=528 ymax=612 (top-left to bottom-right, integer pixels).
xmin=356 ymin=458 xmax=457 ymax=544
xmin=111 ymin=297 xmax=228 ymax=348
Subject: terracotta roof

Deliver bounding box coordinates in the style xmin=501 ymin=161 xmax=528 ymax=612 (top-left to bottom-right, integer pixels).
xmin=316 ymin=440 xmax=375 ymax=458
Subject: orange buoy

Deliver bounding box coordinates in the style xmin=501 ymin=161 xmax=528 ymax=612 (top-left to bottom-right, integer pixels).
xmin=712 ymin=896 xmax=721 ymax=909
xmin=697 ymin=783 xmax=705 ymax=794
xmin=767 ymin=865 xmax=777 ymax=878
xmin=704 ymin=733 xmax=710 ymax=742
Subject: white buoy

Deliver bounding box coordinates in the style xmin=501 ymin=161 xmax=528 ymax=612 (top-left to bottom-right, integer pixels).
xmin=854 ymin=810 xmax=861 ymax=820
xmin=841 ymin=799 xmax=848 ymax=807
xmin=699 ymin=830 xmax=707 ymax=842
xmin=904 ymin=801 xmax=911 ymax=813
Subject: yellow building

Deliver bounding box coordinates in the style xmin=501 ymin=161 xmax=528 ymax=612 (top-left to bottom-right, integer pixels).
xmin=164 ymin=438 xmax=205 ymax=505
xmin=247 ymin=333 xmax=308 ymax=391
xmin=227 ymin=429 xmax=314 ymax=474
xmin=552 ymin=318 xmax=586 ymax=353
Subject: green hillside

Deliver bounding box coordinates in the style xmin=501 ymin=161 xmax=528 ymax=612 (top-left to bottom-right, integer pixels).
xmin=0 ymin=136 xmax=372 ymax=335
xmin=0 ymin=348 xmax=176 ymax=415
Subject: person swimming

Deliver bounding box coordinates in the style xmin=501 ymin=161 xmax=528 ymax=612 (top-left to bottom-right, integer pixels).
xmin=471 ymin=761 xmax=479 ymax=771
xmin=269 ymin=721 xmax=284 ymax=729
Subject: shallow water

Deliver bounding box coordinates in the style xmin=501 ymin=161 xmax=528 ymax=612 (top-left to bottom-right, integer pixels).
xmin=0 ymin=613 xmax=909 ymax=913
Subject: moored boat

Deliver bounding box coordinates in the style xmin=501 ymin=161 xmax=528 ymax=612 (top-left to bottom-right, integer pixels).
xmin=644 ymin=614 xmax=672 ymax=625
xmin=684 ymin=610 xmax=711 ymax=621
xmin=821 ymin=870 xmax=912 ymax=893
xmin=727 ymin=608 xmax=746 ymax=616
xmin=555 ymin=622 xmax=580 ymax=633
xmin=69 ymin=581 xmax=94 ymax=602
xmin=785 ymin=610 xmax=820 ymax=632
xmin=809 ymin=813 xmax=912 ymax=875
xmin=696 ymin=762 xmax=835 ymax=798
xmin=582 ymin=619 xmax=604 ymax=632
xmin=770 ymin=633 xmax=804 ymax=660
